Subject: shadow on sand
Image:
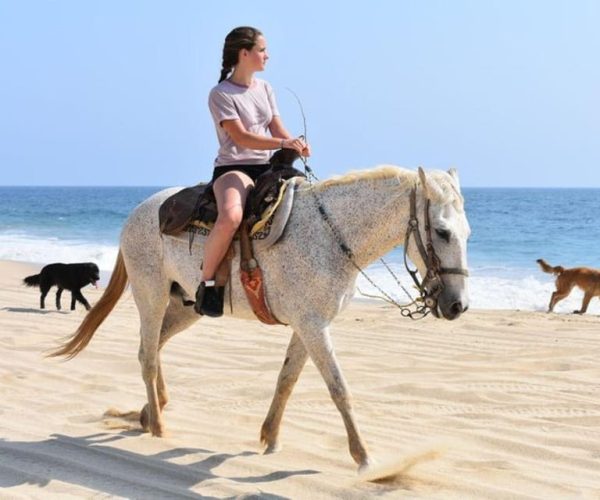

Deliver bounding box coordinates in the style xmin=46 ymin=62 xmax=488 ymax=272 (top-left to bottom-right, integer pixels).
xmin=0 ymin=432 xmax=318 ymax=498
xmin=0 ymin=307 xmax=69 ymax=314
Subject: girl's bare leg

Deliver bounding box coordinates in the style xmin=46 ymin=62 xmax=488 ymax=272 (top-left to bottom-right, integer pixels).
xmin=201 ymin=171 xmax=253 ymax=280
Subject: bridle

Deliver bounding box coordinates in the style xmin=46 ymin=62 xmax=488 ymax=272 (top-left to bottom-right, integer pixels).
xmin=311 ymin=181 xmax=469 ymax=319
xmin=403 ymin=186 xmax=469 ymax=312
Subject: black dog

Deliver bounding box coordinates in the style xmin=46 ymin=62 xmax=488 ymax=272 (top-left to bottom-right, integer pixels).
xmin=23 ymin=262 xmax=100 ymax=311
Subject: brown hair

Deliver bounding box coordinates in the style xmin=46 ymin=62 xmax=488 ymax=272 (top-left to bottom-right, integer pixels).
xmin=218 ymin=26 xmax=263 ymax=83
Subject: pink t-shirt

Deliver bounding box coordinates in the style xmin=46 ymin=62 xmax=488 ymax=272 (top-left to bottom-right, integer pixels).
xmin=208 ymin=78 xmax=280 ymax=167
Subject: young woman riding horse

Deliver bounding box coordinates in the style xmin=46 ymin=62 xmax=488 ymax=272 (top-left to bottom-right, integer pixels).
xmin=197 ymin=26 xmax=310 ymax=317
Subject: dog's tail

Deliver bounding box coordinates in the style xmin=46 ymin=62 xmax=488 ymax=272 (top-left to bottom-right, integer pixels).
xmin=48 ymin=250 xmax=128 ymax=360
xmin=536 ymin=258 xmax=564 ymax=275
xmin=23 ymin=274 xmax=41 ymax=287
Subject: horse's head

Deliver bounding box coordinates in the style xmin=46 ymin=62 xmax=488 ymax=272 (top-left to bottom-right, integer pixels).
xmin=404 ymin=168 xmax=470 ymax=320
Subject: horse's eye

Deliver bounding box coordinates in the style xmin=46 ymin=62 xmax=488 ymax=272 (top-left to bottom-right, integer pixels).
xmin=435 ymin=229 xmax=450 ymax=242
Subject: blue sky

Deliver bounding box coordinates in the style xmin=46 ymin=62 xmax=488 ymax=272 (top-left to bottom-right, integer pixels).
xmin=0 ymin=0 xmax=598 ymax=187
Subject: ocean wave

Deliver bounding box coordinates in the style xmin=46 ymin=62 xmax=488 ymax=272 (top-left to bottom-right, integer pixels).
xmin=2 ymin=233 xmax=597 ymax=313
xmin=356 ymin=264 xmax=600 ymax=314
xmin=0 ymin=233 xmax=118 ymax=273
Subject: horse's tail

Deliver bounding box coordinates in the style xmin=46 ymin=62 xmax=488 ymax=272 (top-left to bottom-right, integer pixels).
xmin=23 ymin=274 xmax=41 ymax=287
xmin=48 ymin=250 xmax=128 ymax=360
xmin=536 ymin=258 xmax=564 ymax=275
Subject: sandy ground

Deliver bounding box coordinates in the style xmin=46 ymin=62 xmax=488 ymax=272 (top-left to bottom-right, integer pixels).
xmin=1 ymin=259 xmax=599 ymax=499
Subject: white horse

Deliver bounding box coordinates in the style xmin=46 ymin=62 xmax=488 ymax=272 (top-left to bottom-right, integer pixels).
xmin=52 ymin=166 xmax=470 ymax=471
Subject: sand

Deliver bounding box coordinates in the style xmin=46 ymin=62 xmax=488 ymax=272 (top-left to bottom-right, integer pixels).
xmin=1 ymin=259 xmax=599 ymax=498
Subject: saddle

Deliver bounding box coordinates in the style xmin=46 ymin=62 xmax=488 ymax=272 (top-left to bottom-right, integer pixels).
xmin=158 ymin=149 xmax=306 ymax=325
xmin=159 ymin=149 xmax=304 ymax=236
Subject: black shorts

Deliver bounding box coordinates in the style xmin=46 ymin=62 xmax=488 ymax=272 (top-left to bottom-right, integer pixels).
xmin=211 ymin=164 xmax=270 ymax=183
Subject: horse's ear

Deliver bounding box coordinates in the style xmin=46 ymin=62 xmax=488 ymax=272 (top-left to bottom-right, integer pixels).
xmin=418 ymin=167 xmax=444 ymax=201
xmin=418 ymin=167 xmax=428 ymax=194
xmin=447 ymin=168 xmax=461 ymax=190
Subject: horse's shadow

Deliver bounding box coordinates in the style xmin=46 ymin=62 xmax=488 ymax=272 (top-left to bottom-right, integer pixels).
xmin=0 ymin=432 xmax=318 ymax=498
xmin=1 ymin=306 xmax=69 ymax=315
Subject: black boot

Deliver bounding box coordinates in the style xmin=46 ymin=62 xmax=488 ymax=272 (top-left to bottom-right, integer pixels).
xmin=194 ymin=281 xmax=224 ymax=317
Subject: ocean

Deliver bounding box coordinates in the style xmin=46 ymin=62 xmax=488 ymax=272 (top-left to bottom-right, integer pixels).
xmin=1 ymin=186 xmax=599 ymax=313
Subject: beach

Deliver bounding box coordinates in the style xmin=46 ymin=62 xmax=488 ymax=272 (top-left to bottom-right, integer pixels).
xmin=1 ymin=259 xmax=599 ymax=498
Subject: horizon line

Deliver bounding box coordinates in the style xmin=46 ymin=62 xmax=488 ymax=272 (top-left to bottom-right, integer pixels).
xmin=1 ymin=184 xmax=600 ymax=190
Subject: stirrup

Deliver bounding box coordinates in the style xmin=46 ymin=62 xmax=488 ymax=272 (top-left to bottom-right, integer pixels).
xmin=194 ymin=280 xmax=224 ymax=317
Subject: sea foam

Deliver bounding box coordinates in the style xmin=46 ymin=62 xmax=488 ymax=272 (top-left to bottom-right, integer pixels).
xmin=2 ymin=232 xmax=597 ymax=314
xmin=356 ymin=264 xmax=600 ymax=314
xmin=0 ymin=233 xmax=118 ymax=274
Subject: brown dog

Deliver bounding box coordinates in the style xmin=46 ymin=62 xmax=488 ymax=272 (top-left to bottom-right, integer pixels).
xmin=537 ymin=258 xmax=600 ymax=314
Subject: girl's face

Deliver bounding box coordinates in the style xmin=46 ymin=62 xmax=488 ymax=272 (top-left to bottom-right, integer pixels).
xmin=241 ymin=35 xmax=269 ymax=72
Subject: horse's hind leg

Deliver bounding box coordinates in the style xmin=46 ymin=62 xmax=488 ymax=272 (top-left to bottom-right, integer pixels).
xmin=139 ymin=296 xmax=199 ymax=430
xmin=135 ymin=286 xmax=170 ymax=436
xmin=140 ymin=354 xmax=169 ymax=432
xmin=154 ymin=297 xmax=199 ymax=411
xmin=261 ymin=332 xmax=309 ymax=453
xmin=296 ymin=326 xmax=371 ymax=471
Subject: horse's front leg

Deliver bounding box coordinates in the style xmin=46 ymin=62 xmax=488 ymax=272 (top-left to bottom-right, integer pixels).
xmin=261 ymin=332 xmax=309 ymax=453
xmin=297 ymin=325 xmax=372 ymax=471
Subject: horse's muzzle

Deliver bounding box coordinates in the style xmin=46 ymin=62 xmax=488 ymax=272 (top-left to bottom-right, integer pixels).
xmin=446 ymin=300 xmax=467 ymax=320
xmin=436 ymin=299 xmax=468 ymax=320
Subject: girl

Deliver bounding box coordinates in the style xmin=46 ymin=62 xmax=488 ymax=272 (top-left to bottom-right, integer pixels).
xmin=196 ymin=26 xmax=311 ymax=317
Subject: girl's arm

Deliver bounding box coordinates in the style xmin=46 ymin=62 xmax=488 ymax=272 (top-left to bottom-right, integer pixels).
xmin=268 ymin=116 xmax=292 ymax=141
xmin=222 ymin=119 xmax=309 ymax=155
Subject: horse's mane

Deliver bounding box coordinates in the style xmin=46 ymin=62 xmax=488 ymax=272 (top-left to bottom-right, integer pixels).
xmin=306 ymin=165 xmax=464 ymax=211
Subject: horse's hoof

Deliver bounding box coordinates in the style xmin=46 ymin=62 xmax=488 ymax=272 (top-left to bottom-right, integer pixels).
xmin=140 ymin=404 xmax=165 ymax=436
xmin=260 ymin=425 xmax=281 ymax=454
xmin=139 ymin=406 xmax=150 ymax=432
xmin=357 ymin=457 xmax=376 ymax=474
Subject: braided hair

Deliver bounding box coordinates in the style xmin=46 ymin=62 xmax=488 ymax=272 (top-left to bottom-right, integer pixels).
xmin=218 ymin=26 xmax=262 ymax=83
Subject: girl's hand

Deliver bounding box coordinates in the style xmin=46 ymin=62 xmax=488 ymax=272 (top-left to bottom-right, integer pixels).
xmin=282 ymin=136 xmax=309 ymax=156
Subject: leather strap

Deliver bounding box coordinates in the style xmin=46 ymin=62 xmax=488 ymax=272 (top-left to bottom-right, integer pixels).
xmin=239 ymin=220 xmax=286 ymax=325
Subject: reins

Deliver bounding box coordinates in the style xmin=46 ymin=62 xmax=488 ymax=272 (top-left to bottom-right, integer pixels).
xmin=308 ymin=181 xmax=466 ymax=319
xmin=307 ymin=186 xmax=418 ymax=312
xmin=298 ymin=149 xmax=430 ymax=317
xmin=285 ymin=87 xmax=318 ymax=184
